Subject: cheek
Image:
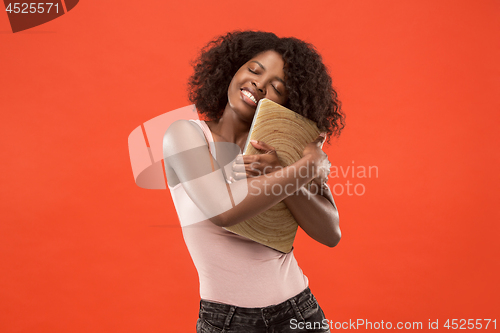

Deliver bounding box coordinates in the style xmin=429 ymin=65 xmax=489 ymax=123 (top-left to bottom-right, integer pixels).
xmin=267 ymin=92 xmax=287 ymax=106
xmin=227 ymin=79 xmax=243 ymax=107
xmin=227 ymin=79 xmax=238 ymax=98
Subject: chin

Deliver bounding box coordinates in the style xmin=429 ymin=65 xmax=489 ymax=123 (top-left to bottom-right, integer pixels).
xmin=228 ymin=100 xmax=254 ymax=122
xmin=239 ymin=108 xmax=256 ymax=124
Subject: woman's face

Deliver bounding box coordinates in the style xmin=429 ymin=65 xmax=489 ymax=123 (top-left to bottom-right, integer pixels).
xmin=226 ymin=50 xmax=288 ymax=122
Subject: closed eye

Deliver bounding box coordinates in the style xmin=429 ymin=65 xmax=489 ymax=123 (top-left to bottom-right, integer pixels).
xmin=248 ymin=67 xmax=282 ymax=95
xmin=272 ymin=85 xmax=282 ymax=95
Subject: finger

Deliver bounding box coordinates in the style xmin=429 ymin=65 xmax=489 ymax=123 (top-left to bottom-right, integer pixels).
xmin=245 ymin=165 xmax=262 ymax=175
xmin=250 ymin=139 xmax=276 ymax=152
xmin=233 ymin=163 xmax=262 ymax=174
xmin=245 ymin=160 xmax=263 ymax=173
xmin=233 ymin=155 xmax=255 ymax=168
xmin=313 ymin=176 xmax=327 ymax=185
xmin=320 ymin=162 xmax=331 ymax=173
xmin=311 ymin=136 xmax=325 ymax=146
xmin=234 ymin=154 xmax=244 ymax=164
xmin=233 ymin=172 xmax=249 ymax=180
xmin=232 ymin=163 xmax=246 ymax=173
xmin=313 ymin=132 xmax=327 ymax=146
xmin=240 ymin=155 xmax=258 ymax=164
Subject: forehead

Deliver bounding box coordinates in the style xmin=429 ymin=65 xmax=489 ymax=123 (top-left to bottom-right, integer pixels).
xmin=247 ymin=50 xmax=285 ymax=71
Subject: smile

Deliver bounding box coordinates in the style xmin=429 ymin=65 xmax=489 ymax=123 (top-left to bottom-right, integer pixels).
xmin=241 ymin=89 xmax=258 ymax=105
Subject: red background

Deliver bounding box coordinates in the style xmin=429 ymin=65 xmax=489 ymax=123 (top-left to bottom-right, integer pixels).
xmin=1 ymin=1 xmax=499 ymax=332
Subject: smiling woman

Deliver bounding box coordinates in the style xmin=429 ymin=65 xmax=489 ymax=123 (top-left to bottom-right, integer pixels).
xmin=226 ymin=50 xmax=288 ymax=127
xmin=163 ymin=30 xmax=345 ymax=332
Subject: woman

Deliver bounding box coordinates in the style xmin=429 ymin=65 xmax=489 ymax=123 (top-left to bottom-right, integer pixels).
xmin=163 ymin=30 xmax=345 ymax=332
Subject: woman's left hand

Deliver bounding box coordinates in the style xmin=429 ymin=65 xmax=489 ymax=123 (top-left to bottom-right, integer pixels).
xmin=232 ymin=140 xmax=283 ymax=180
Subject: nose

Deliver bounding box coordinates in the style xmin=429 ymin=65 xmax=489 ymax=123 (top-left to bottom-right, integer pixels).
xmin=252 ymin=81 xmax=266 ymax=95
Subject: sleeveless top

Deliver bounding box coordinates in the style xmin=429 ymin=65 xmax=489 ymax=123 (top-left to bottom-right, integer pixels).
xmin=167 ymin=119 xmax=308 ymax=308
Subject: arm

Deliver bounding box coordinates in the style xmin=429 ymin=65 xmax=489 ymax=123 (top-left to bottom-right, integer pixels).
xmin=282 ymin=183 xmax=340 ymax=247
xmin=233 ymin=139 xmax=340 ymax=247
xmin=163 ymin=120 xmax=326 ymax=228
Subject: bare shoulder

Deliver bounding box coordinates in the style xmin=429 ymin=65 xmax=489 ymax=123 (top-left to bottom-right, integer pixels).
xmin=163 ymin=119 xmax=197 ymax=141
xmin=163 ymin=120 xmax=207 ymax=157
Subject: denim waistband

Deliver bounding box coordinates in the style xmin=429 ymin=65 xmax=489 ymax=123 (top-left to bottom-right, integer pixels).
xmin=199 ymin=287 xmax=317 ymax=327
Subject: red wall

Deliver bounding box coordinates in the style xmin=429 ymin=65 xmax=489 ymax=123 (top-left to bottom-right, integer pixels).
xmin=1 ymin=0 xmax=498 ymax=331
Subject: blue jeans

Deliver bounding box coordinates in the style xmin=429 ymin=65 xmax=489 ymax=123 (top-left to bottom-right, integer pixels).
xmin=196 ymin=287 xmax=331 ymax=333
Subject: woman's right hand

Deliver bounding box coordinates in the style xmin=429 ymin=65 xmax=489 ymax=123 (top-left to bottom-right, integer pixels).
xmin=302 ymin=133 xmax=331 ymax=184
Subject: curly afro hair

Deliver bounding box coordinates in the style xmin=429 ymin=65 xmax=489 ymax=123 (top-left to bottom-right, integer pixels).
xmin=188 ymin=30 xmax=345 ymax=138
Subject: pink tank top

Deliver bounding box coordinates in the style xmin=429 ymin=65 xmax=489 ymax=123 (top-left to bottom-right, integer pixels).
xmin=167 ymin=120 xmax=308 ymax=307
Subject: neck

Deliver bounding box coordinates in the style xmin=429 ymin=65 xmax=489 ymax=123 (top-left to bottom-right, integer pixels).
xmin=207 ymin=103 xmax=252 ymax=150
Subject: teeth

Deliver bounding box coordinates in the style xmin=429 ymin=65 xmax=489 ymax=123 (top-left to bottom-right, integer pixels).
xmin=242 ymin=90 xmax=257 ymax=104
